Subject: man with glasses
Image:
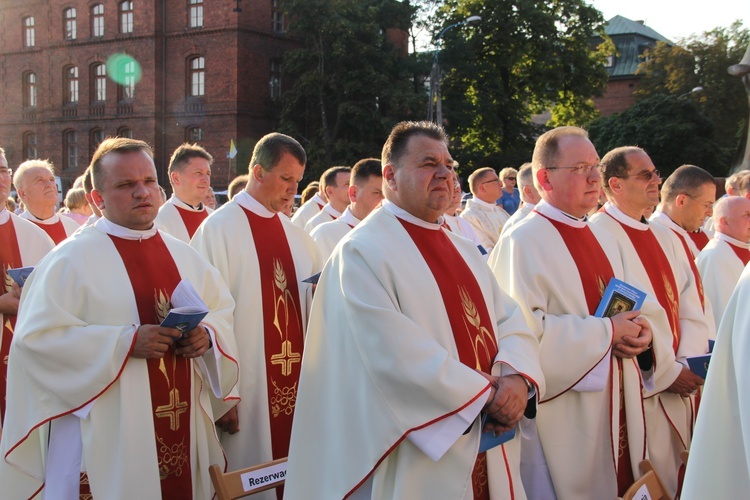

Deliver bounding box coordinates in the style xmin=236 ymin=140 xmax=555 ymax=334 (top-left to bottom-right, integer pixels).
xmin=191 ymin=133 xmax=322 ymax=496
xmin=490 ymin=126 xmax=656 ymax=499
xmin=461 ymin=167 xmax=510 ymax=252
xmin=0 ymin=148 xmax=53 ymax=434
xmin=501 ymin=163 xmax=540 ymax=235
xmin=497 ymin=167 xmax=521 ymax=215
xmin=591 ymin=146 xmax=713 ymax=497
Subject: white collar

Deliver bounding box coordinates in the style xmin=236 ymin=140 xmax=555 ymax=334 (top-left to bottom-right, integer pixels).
xmin=603 ymin=202 xmax=649 ymax=231
xmin=95 ymin=217 xmax=158 ymax=240
xmin=338 ymin=207 xmax=361 ymax=227
xmin=716 ymin=231 xmax=750 ymax=248
xmin=322 ymin=203 xmax=343 ymax=218
xmin=22 ymin=210 xmax=60 ymax=225
xmin=469 ymin=197 xmax=499 ymax=210
xmin=650 ymin=210 xmax=686 ymax=236
xmin=311 ymin=193 xmax=326 ymax=207
xmin=0 ymin=208 xmax=9 ymax=224
xmin=382 ymin=199 xmax=444 ymax=230
xmin=234 ymin=191 xmax=276 ymax=218
xmin=169 ymin=194 xmax=204 ymax=212
xmin=534 ymin=200 xmax=587 ymax=228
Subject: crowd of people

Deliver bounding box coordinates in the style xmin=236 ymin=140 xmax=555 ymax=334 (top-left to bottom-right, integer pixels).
xmin=0 ymin=121 xmax=749 ymax=499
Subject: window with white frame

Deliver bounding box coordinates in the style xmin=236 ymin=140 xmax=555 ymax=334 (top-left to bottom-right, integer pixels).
xmin=92 ymin=4 xmax=104 ymax=37
xmin=189 ymin=57 xmax=205 ymax=97
xmin=120 ymin=1 xmax=133 ymax=34
xmin=23 ymin=16 xmax=35 ymax=47
xmin=65 ymin=66 xmax=79 ymax=104
xmin=23 ymin=72 xmax=37 ymax=107
xmin=64 ymin=8 xmax=77 ymax=40
xmin=189 ymin=0 xmax=203 ymax=28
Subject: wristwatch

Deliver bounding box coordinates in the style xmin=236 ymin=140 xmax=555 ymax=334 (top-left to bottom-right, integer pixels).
xmin=522 ymin=376 xmax=534 ymax=393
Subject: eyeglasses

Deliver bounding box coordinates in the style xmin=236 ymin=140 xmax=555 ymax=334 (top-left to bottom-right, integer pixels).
xmin=506 ymin=177 xmax=516 ymax=181
xmin=0 ymin=167 xmax=12 ymax=178
xmin=546 ymin=163 xmax=600 ymax=175
xmin=480 ymin=178 xmax=501 ymax=185
xmin=622 ymin=169 xmax=661 ymax=181
xmin=684 ymin=194 xmax=714 ymax=210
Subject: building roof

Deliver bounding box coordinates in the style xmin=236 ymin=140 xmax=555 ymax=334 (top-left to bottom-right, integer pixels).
xmin=601 ymin=15 xmax=671 ymax=77
xmin=605 ymin=15 xmax=671 ymax=44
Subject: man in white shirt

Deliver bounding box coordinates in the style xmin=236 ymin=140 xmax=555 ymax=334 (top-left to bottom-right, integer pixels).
xmin=154 ymin=143 xmax=214 ymax=242
xmin=13 ymin=160 xmax=80 ymax=244
xmin=286 ymin=121 xmax=542 ymax=500
xmin=501 ymin=163 xmax=540 ymax=235
xmin=304 ymin=166 xmax=351 ymax=232
xmin=460 ymin=167 xmax=510 ymax=252
xmin=310 ymin=158 xmax=383 ymax=260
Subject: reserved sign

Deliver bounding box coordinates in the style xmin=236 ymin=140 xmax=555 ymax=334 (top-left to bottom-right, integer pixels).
xmin=240 ymin=462 xmax=287 ymax=491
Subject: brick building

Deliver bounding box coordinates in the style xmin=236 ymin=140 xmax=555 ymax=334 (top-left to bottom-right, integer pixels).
xmin=592 ymin=15 xmax=670 ymax=117
xmin=0 ymin=0 xmax=296 ymax=192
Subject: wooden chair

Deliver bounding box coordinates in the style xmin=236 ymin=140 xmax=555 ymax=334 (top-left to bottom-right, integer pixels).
xmin=209 ymin=457 xmax=288 ymax=500
xmin=619 ymin=459 xmax=670 ymax=500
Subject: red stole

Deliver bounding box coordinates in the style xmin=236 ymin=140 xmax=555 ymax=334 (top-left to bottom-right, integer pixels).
xmin=688 ymin=230 xmax=710 ymax=252
xmin=315 ymin=202 xmax=324 ymax=211
xmin=538 ymin=213 xmax=633 ymax=495
xmin=174 ymin=205 xmax=209 ymax=239
xmin=109 ymin=233 xmax=193 ymax=499
xmin=0 ymin=218 xmax=22 ymax=423
xmin=398 ymin=218 xmax=498 ymax=500
xmin=31 ymin=219 xmax=67 ymax=245
xmin=672 ymin=230 xmax=706 ymax=311
xmin=608 ymin=213 xmax=680 ymax=353
xmin=726 ymin=240 xmax=750 ymax=266
xmin=241 ymin=208 xmax=303 ymax=499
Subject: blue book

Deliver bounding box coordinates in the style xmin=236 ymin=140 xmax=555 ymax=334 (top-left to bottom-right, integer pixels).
xmin=160 ymin=308 xmax=208 ymax=333
xmin=687 ymin=354 xmax=711 ymax=379
xmin=302 ymin=272 xmax=321 ymax=284
xmin=594 ymin=278 xmax=647 ymax=318
xmin=479 ymin=414 xmax=517 ymax=452
xmin=7 ymin=266 xmax=34 ymax=287
xmin=708 ymin=339 xmax=715 ymax=353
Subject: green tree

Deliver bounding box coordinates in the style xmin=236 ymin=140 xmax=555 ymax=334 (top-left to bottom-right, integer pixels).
xmin=587 ymin=95 xmax=728 ymax=177
xmin=636 ymin=22 xmax=749 ymax=162
xmin=433 ymin=0 xmax=610 ymax=172
xmin=279 ymin=0 xmax=425 ymax=183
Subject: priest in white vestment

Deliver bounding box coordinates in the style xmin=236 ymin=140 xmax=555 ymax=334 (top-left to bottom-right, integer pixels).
xmin=460 ymin=167 xmax=510 ymax=252
xmin=490 ymin=127 xmax=655 ymax=499
xmin=591 ymin=146 xmax=713 ymax=496
xmin=310 ymin=158 xmax=383 ymax=260
xmin=304 ymin=166 xmax=351 ymax=233
xmin=681 ymin=264 xmax=750 ymax=498
xmin=0 ymin=149 xmax=55 ymax=432
xmin=154 ymin=143 xmax=215 ymax=243
xmin=0 ymin=138 xmax=239 ymax=499
xmin=697 ymin=196 xmax=750 ymax=328
xmin=500 ymin=163 xmax=539 ymax=235
xmin=13 ymin=160 xmax=80 ymax=245
xmin=290 ymin=184 xmax=326 ymax=228
xmin=77 ymin=166 xmax=102 ymax=230
xmin=286 ymin=121 xmax=543 ymax=500
xmin=191 ymin=133 xmax=322 ymax=499
xmin=443 ymin=175 xmax=484 ymax=251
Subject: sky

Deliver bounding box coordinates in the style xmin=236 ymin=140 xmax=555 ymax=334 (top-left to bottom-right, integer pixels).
xmin=588 ymin=0 xmax=747 ymax=42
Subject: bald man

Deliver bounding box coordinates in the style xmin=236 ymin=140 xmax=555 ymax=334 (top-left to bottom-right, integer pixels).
xmin=697 ymin=196 xmax=750 ymax=328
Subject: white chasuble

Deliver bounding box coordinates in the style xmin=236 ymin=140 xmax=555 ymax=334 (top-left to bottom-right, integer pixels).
xmin=154 ymin=195 xmax=213 ymax=243
xmin=309 ymin=207 xmax=360 ymax=261
xmin=290 ymin=193 xmax=325 ymax=229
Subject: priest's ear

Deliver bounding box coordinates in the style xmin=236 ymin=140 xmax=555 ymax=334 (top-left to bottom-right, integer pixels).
xmin=383 ymin=164 xmax=397 ymax=191
xmin=607 ymin=176 xmax=622 ymax=194
xmin=90 ymin=189 xmax=106 ymax=210
xmin=250 ymin=164 xmax=265 ymax=182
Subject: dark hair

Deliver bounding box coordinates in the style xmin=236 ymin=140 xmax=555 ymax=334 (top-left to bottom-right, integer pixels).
xmin=250 ymin=132 xmax=306 ymax=172
xmin=90 ymin=137 xmax=153 ymax=190
xmin=228 ymin=174 xmax=250 ymax=200
xmin=168 ymin=143 xmax=213 ymax=178
xmin=661 ymin=164 xmax=715 ymax=203
xmin=382 ymin=121 xmax=448 ymax=168
xmin=351 ymin=158 xmax=382 ymax=186
xmin=321 ymin=166 xmax=351 ymax=190
xmin=600 ymin=146 xmax=644 ymax=194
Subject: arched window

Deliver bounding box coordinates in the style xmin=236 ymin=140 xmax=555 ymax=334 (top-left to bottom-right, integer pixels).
xmin=187 ymin=127 xmax=203 ymax=142
xmin=64 ymin=66 xmax=79 ymax=104
xmin=91 ymin=4 xmax=104 ymax=37
xmin=117 ymin=127 xmax=134 ymax=139
xmin=23 ymin=72 xmax=37 ymax=108
xmin=90 ymin=128 xmax=104 ymax=158
xmin=23 ymin=132 xmax=38 ymax=160
xmin=120 ymin=1 xmax=133 ymax=34
xmin=23 ymin=16 xmax=35 ymax=47
xmin=269 ymin=58 xmax=281 ymax=99
xmin=189 ymin=57 xmax=205 ymax=97
xmin=92 ymin=63 xmax=107 ymax=102
xmin=271 ymin=0 xmax=284 ymax=33
xmin=64 ymin=8 xmax=77 ymax=40
xmin=117 ymin=60 xmax=136 ymax=100
xmin=63 ymin=129 xmax=79 ymax=170
xmin=189 ymin=0 xmax=203 ymax=28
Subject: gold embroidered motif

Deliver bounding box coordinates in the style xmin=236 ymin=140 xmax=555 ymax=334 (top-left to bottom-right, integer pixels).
xmin=155 ymin=387 xmax=189 ymax=431
xmin=270 ymin=339 xmax=301 ymax=376
xmin=270 ymin=378 xmax=297 ymax=418
xmin=157 ymin=435 xmax=189 ymax=480
xmin=597 ymin=275 xmax=607 ymax=298
xmin=459 ymin=287 xmax=498 ymax=370
xmin=3 ymin=265 xmax=13 ymax=293
xmin=154 ymin=289 xmax=171 ymax=324
xmin=274 ymin=259 xmax=287 ymax=292
xmin=4 ymin=317 xmax=13 ymax=365
xmin=662 ymin=273 xmax=680 ymax=347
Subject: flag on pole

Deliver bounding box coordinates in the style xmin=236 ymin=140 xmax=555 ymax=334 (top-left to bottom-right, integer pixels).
xmin=228 ymin=139 xmax=238 ymax=159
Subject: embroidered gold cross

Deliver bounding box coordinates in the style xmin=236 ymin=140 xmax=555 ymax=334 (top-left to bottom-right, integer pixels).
xmin=155 ymin=388 xmax=188 ymax=431
xmin=270 ymin=339 xmax=301 ymax=376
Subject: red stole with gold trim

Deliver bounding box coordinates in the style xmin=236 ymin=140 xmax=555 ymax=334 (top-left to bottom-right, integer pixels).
xmin=672 ymin=230 xmax=706 ymax=311
xmin=608 ymin=213 xmax=681 ymax=353
xmin=109 ymin=233 xmax=193 ymax=499
xmin=399 ymin=218 xmax=498 ymax=500
xmin=538 ymin=213 xmax=634 ymax=495
xmin=688 ymin=230 xmax=710 ymax=252
xmin=727 ymin=241 xmax=750 ymax=266
xmin=174 ymin=205 xmax=209 ymax=239
xmin=0 ymin=218 xmax=22 ymax=422
xmin=31 ymin=219 xmax=67 ymax=245
xmin=242 ymin=208 xmax=303 ymax=499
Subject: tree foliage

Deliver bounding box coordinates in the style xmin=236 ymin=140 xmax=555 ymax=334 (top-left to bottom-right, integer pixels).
xmin=433 ymin=0 xmax=611 ymax=174
xmin=587 ymin=95 xmax=728 ymax=177
xmin=635 ymin=21 xmax=750 ymax=165
xmin=278 ymin=0 xmax=426 ymax=183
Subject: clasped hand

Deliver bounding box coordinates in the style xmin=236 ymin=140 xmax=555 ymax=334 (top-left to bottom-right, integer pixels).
xmin=611 ymin=311 xmax=652 ymax=359
xmin=478 ymin=372 xmax=528 ymax=434
xmin=132 ymin=324 xmax=211 ymax=359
